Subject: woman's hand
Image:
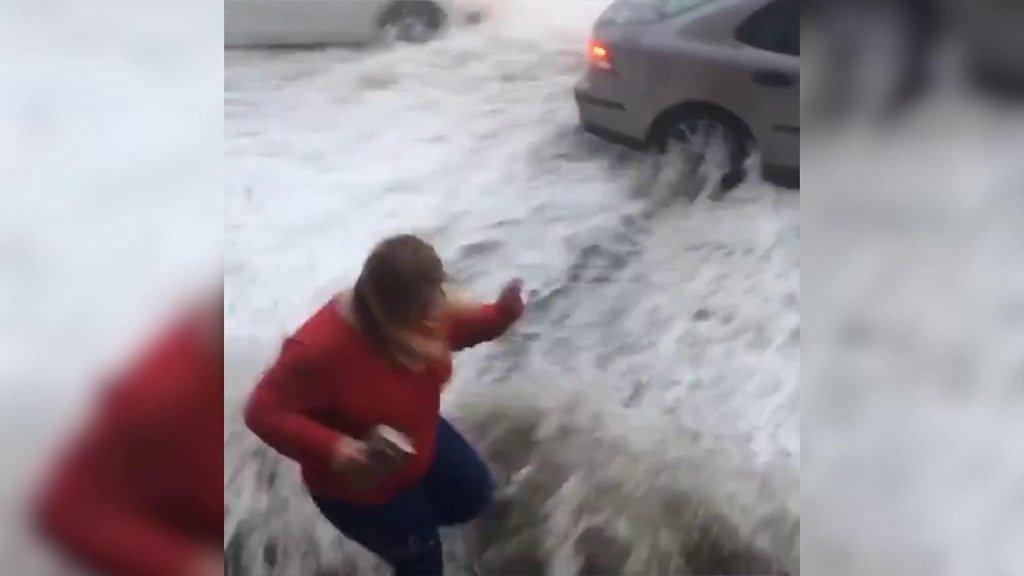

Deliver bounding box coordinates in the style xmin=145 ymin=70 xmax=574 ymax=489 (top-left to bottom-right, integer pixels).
xmin=497 ymin=278 xmax=525 ymax=320
xmin=331 ymin=435 xmax=369 ymax=471
xmin=444 ymin=279 xmax=525 ymax=351
xmin=331 ymin=435 xmax=377 ymax=491
xmin=331 ymin=433 xmax=412 ymax=492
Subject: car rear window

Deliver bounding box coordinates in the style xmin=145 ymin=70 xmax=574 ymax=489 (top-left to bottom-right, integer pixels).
xmin=735 ymin=0 xmax=799 ymax=56
xmin=599 ymin=0 xmax=712 ymax=25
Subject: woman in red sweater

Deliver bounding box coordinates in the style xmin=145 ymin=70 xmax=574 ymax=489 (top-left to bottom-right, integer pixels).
xmin=245 ymin=235 xmax=524 ymax=576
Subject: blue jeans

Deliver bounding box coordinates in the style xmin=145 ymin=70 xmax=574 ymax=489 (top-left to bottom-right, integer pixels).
xmin=313 ymin=418 xmax=494 ymax=576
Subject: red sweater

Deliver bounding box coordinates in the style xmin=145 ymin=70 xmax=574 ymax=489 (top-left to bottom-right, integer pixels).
xmin=244 ymin=298 xmax=518 ymax=505
xmin=35 ymin=309 xmax=224 ymax=576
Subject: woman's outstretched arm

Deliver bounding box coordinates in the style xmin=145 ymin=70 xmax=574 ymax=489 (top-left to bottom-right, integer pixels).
xmin=445 ymin=279 xmax=524 ymax=351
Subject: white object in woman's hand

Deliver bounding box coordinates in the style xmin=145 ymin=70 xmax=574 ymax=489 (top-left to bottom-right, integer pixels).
xmin=370 ymin=425 xmax=416 ymax=457
xmin=367 ymin=425 xmax=415 ymax=475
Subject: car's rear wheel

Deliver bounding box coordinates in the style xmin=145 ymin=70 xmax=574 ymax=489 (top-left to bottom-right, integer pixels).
xmin=662 ymin=114 xmax=750 ymax=197
xmin=380 ymin=1 xmax=445 ymax=44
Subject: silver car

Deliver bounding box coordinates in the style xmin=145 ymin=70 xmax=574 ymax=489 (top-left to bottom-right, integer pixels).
xmin=575 ymin=0 xmax=799 ymax=190
xmin=225 ymin=0 xmax=489 ymax=47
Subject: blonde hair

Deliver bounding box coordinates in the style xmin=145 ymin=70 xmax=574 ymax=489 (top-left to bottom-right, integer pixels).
xmin=352 ymin=235 xmax=449 ymax=371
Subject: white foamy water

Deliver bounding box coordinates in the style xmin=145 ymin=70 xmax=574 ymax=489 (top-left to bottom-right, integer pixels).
xmin=225 ymin=3 xmax=799 ymax=574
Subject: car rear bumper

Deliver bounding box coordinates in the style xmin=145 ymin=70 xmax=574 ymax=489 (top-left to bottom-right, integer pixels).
xmin=574 ymin=75 xmax=645 ymax=145
xmin=574 ymin=90 xmax=625 ymax=111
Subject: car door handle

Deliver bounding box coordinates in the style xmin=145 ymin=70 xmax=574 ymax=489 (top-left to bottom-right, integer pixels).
xmin=753 ymin=70 xmax=795 ymax=88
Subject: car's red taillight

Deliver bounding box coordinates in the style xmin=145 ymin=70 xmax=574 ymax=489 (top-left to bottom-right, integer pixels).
xmin=588 ymin=39 xmax=613 ymax=71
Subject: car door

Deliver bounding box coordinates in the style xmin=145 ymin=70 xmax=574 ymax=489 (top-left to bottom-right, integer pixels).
xmin=299 ymin=0 xmax=384 ymax=44
xmin=226 ymin=0 xmax=315 ymax=45
xmin=226 ymin=0 xmax=383 ymax=46
xmin=730 ymin=0 xmax=800 ymax=168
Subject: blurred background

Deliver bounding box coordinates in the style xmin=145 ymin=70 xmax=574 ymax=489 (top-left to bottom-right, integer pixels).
xmin=0 ymin=0 xmax=222 ymax=573
xmin=803 ymin=0 xmax=1024 ymax=575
